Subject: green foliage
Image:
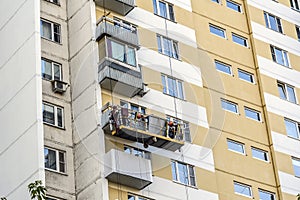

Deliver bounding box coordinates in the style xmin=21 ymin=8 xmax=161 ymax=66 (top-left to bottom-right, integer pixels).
xmin=28 ymin=180 xmax=47 ymax=200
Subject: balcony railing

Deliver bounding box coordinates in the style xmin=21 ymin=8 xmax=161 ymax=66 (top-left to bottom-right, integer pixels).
xmin=95 ymin=0 xmax=135 ymax=16
xmin=104 ymin=149 xmax=152 ymax=189
xmin=101 ymin=104 xmax=185 ymax=151
xmin=96 ymin=17 xmax=139 ymax=47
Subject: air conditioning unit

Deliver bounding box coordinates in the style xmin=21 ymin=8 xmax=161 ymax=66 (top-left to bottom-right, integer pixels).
xmin=51 ymin=80 xmax=68 ymax=94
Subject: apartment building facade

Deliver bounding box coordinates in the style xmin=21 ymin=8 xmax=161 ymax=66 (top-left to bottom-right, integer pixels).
xmin=0 ymin=0 xmax=299 ymax=200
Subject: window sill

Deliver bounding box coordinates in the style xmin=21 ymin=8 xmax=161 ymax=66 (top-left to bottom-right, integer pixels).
xmin=154 ymin=13 xmax=177 ymax=23
xmin=162 ymin=92 xmax=185 ymax=101
xmin=266 ymin=27 xmax=285 ymax=35
xmin=45 ymin=168 xmax=67 ymax=176
xmin=234 ymin=192 xmax=253 ymax=199
xmin=245 ymin=116 xmax=262 ymax=123
xmin=272 ymin=61 xmax=291 ymax=69
xmin=43 ymin=122 xmax=65 ymax=130
xmin=252 ymin=157 xmax=270 ymax=163
xmin=291 ymin=7 xmax=300 ymax=13
xmin=278 ymin=97 xmax=298 ymax=105
xmin=287 ymin=135 xmax=300 ymax=141
xmin=158 ymin=51 xmax=181 ymax=61
xmin=228 ymin=149 xmax=246 ymax=156
xmin=41 ymin=37 xmax=62 ymax=45
xmin=172 ymin=180 xmax=198 ymax=189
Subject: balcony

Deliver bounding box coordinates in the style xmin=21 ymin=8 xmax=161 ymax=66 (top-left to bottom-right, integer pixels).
xmin=95 ymin=0 xmax=135 ymax=16
xmin=101 ymin=104 xmax=185 ymax=151
xmin=96 ymin=17 xmax=139 ymax=47
xmin=98 ymin=58 xmax=144 ymax=97
xmin=104 ymin=149 xmax=152 ymax=189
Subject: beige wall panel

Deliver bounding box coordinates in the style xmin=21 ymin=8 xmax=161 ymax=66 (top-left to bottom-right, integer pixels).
xmin=282 ymin=192 xmax=299 ymax=200
xmin=142 ymin=67 xmax=163 ymax=92
xmin=248 ymin=6 xmax=264 ymax=25
xmin=253 ymin=39 xmax=272 ymax=60
xmin=259 ymin=74 xmax=278 ymax=96
xmin=289 ymin=53 xmax=300 ymax=72
xmin=215 ymin=170 xmax=277 ymax=200
xmin=267 ymin=113 xmax=286 ymax=135
xmin=175 ymin=7 xmax=194 ymax=29
xmin=274 ymin=151 xmax=294 ymax=174
xmin=192 ymin=0 xmax=248 ymax=32
xmin=139 ymin=28 xmax=157 ymax=50
xmin=151 ymin=154 xmax=172 ymax=180
xmin=194 ymin=15 xmax=253 ymax=66
xmin=136 ymin=0 xmax=154 ymax=13
xmin=196 ymin=168 xmax=218 ymax=193
xmin=213 ymin=133 xmax=276 ymax=184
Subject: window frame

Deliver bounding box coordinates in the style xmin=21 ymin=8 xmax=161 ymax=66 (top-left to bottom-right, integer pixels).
xmin=284 ymin=118 xmax=300 ymax=140
xmin=161 ymin=74 xmax=184 ymax=99
xmin=215 ymin=60 xmax=232 ymax=75
xmin=44 ymin=147 xmax=66 ymax=174
xmin=226 ymin=0 xmax=242 ymax=12
xmin=264 ymin=12 xmax=283 ymax=33
xmin=238 ymin=69 xmax=255 ymax=83
xmin=277 ymin=82 xmax=297 ymax=103
xmin=153 ymin=0 xmax=175 ymax=22
xmin=251 ymin=147 xmax=269 ymax=162
xmin=296 ymin=26 xmax=300 ymax=42
xmin=227 ymin=139 xmax=245 ymax=155
xmin=41 ymin=58 xmax=62 ymax=81
xmin=258 ymin=189 xmax=276 ymax=200
xmin=209 ymin=24 xmax=226 ymax=38
xmin=212 ymin=0 xmax=220 ymax=3
xmin=42 ymin=102 xmax=64 ymax=128
xmin=40 ymin=19 xmax=61 ymax=43
xmin=44 ymin=0 xmax=60 ymax=5
xmin=221 ymin=99 xmax=238 ymax=114
xmin=290 ymin=0 xmax=300 ymax=11
xmin=244 ymin=107 xmax=261 ymax=122
xmin=157 ymin=34 xmax=180 ymax=59
xmin=124 ymin=145 xmax=151 ymax=160
xmin=292 ymin=157 xmax=300 ymax=177
xmin=233 ymin=181 xmax=253 ymax=198
xmin=232 ymin=33 xmax=248 ymax=47
xmin=128 ymin=193 xmax=152 ymax=200
xmin=106 ymin=38 xmax=138 ymax=68
xmin=171 ymin=160 xmax=196 ymax=187
xmin=270 ymin=46 xmax=290 ymax=67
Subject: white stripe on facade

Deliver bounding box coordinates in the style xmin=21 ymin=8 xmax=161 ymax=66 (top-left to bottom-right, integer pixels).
xmin=137 ymin=47 xmax=203 ymax=87
xmin=278 ymin=171 xmax=300 ymax=195
xmin=272 ymin=131 xmax=300 ymax=158
xmin=247 ymin=0 xmax=300 ymax=26
xmin=126 ymin=7 xmax=197 ymax=48
xmin=264 ymin=93 xmax=300 ymax=122
xmin=257 ymin=56 xmax=300 ymax=88
xmin=251 ymin=22 xmax=300 ymax=57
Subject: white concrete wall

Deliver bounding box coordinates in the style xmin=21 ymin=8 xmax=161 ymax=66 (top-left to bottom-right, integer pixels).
xmin=0 ymin=0 xmax=44 ymax=199
xmin=67 ymin=0 xmax=108 ymax=199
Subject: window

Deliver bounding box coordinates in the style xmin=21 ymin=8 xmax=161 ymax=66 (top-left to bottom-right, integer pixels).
xmin=161 ymin=75 xmax=184 ymax=99
xmin=238 ymin=69 xmax=254 ymax=83
xmin=277 ymin=82 xmax=297 ymax=103
xmin=252 ymin=147 xmax=269 ymax=161
xmin=215 ymin=60 xmax=232 ymax=75
xmin=41 ymin=58 xmax=62 ymax=81
xmin=42 ymin=102 xmax=64 ymax=128
xmin=153 ymin=0 xmax=175 ymax=21
xmin=244 ymin=107 xmax=261 ymax=121
xmin=212 ymin=0 xmax=220 ymax=3
xmin=226 ymin=0 xmax=242 ymax=12
xmin=209 ymin=24 xmax=226 ymax=38
xmin=171 ymin=161 xmax=196 ymax=187
xmin=124 ymin=146 xmax=151 ymax=159
xmin=40 ymin=19 xmax=61 ymax=43
xmin=234 ymin=182 xmax=252 ymax=197
xmin=270 ymin=46 xmax=289 ymax=67
xmin=227 ymin=139 xmax=245 ymax=154
xmin=296 ymin=26 xmax=300 ymax=41
xmin=157 ymin=34 xmax=179 ymax=59
xmin=45 ymin=0 xmax=59 ymax=5
xmin=290 ymin=0 xmax=300 ymax=10
xmin=264 ymin=12 xmax=283 ymax=33
xmin=259 ymin=189 xmax=276 ymax=200
xmin=292 ymin=157 xmax=300 ymax=177
xmin=114 ymin=17 xmax=137 ymax=33
xmin=221 ymin=99 xmax=238 ymax=113
xmin=44 ymin=147 xmax=66 ymax=173
xmin=284 ymin=118 xmax=300 ymax=139
xmin=107 ymin=39 xmax=137 ymax=67
xmin=167 ymin=116 xmax=191 ymax=142
xmin=128 ymin=194 xmax=151 ymax=200
xmin=232 ymin=33 xmax=248 ymax=47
